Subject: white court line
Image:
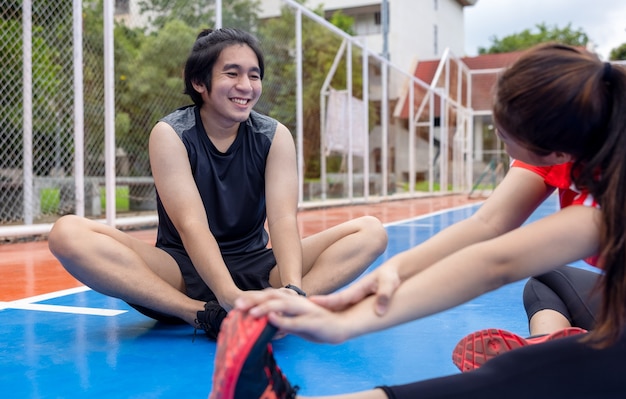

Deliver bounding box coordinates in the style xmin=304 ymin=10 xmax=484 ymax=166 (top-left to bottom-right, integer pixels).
xmin=383 ymin=202 xmax=483 ymax=227
xmin=9 ymin=286 xmax=92 ymax=305
xmin=5 ymin=302 xmax=126 ymax=316
xmin=389 ymin=223 xmax=436 ymax=228
xmin=1 ymin=286 xmax=128 ymax=316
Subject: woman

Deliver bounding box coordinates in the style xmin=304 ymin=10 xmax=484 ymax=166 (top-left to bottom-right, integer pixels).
xmin=209 ymin=43 xmax=626 ymax=398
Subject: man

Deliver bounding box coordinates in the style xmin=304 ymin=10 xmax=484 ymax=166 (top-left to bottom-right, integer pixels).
xmin=48 ymin=28 xmax=387 ymax=339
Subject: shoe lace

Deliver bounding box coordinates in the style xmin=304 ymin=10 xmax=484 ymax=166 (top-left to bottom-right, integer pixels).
xmin=262 ymin=345 xmax=299 ymax=399
xmin=193 ymin=302 xmax=226 ymax=341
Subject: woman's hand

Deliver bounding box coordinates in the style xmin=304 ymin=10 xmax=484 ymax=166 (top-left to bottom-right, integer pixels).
xmin=311 ymin=262 xmax=401 ymax=316
xmin=235 ymin=289 xmax=350 ymax=343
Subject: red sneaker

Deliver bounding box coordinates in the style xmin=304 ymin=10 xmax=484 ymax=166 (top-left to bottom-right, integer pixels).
xmin=525 ymin=327 xmax=587 ymax=344
xmin=452 ymin=327 xmax=587 ymax=372
xmin=208 ymin=309 xmax=299 ymax=399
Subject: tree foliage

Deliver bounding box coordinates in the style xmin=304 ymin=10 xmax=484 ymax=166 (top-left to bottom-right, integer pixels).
xmin=478 ymin=23 xmax=589 ymax=54
xmin=137 ymin=0 xmax=262 ymax=32
xmin=221 ymin=0 xmax=263 ymax=33
xmin=137 ymin=0 xmax=215 ymax=30
xmin=609 ymin=43 xmax=626 ymax=61
xmin=116 ymin=20 xmax=197 ymax=175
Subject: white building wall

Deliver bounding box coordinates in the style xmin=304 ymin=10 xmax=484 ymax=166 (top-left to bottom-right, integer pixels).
xmin=259 ymin=0 xmax=380 ymax=19
xmin=436 ymin=0 xmax=467 ymax=58
xmin=258 ymin=0 xmax=470 ymax=73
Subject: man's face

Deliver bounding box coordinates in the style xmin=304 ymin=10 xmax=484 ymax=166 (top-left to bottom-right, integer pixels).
xmin=204 ymin=44 xmax=262 ymax=123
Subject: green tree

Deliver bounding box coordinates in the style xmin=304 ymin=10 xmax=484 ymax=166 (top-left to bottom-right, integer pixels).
xmin=478 ymin=23 xmax=589 ymax=54
xmin=609 ymin=43 xmax=626 ymax=61
xmin=137 ymin=0 xmax=262 ymax=31
xmin=137 ymin=0 xmax=215 ymax=30
xmin=116 ymin=20 xmax=197 ymax=175
xmin=221 ymin=0 xmax=263 ymax=32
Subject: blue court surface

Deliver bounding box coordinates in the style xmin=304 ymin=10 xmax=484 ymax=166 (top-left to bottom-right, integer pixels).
xmin=1 ymin=195 xmax=592 ymax=398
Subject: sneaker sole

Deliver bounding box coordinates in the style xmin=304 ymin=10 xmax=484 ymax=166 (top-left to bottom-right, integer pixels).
xmin=525 ymin=326 xmax=587 ymax=344
xmin=452 ymin=327 xmax=587 ymax=372
xmin=209 ymin=310 xmax=277 ymax=399
xmin=452 ymin=328 xmax=526 ymax=372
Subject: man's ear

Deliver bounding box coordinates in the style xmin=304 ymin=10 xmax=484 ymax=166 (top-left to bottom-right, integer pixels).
xmin=191 ymin=80 xmax=206 ymax=93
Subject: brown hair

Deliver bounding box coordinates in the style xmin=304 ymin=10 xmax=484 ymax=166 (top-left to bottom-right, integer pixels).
xmin=494 ymin=43 xmax=626 ymax=347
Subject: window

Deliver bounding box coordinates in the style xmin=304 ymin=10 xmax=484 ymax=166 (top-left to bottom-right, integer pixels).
xmin=325 ymin=5 xmax=382 ymax=36
xmin=353 ymin=13 xmax=382 ymax=35
xmin=374 ymin=11 xmax=381 ymax=25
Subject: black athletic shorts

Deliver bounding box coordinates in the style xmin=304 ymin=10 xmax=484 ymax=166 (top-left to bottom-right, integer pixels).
xmin=127 ymin=246 xmax=276 ymax=323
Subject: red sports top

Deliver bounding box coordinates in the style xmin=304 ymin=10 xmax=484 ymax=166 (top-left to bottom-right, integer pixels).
xmin=512 ymin=160 xmax=599 ymax=266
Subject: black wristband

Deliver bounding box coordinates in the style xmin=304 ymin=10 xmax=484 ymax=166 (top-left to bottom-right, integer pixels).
xmin=285 ymin=284 xmax=307 ymax=297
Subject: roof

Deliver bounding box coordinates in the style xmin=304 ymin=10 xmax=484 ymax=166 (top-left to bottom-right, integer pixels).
xmin=395 ymin=50 xmax=525 ymax=120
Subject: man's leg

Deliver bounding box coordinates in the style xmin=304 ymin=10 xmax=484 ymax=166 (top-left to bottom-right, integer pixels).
xmin=271 ymin=216 xmax=387 ymax=295
xmin=48 ymin=214 xmax=205 ymax=326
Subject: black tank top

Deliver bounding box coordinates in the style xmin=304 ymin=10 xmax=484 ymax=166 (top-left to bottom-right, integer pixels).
xmin=155 ymin=105 xmax=277 ymax=256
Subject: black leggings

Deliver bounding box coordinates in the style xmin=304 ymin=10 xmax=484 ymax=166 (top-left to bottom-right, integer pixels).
xmin=522 ymin=265 xmax=602 ymax=330
xmin=382 ymin=331 xmax=626 ymax=398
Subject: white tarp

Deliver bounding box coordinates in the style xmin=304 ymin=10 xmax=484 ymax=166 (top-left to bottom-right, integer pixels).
xmin=324 ymin=89 xmax=366 ymax=157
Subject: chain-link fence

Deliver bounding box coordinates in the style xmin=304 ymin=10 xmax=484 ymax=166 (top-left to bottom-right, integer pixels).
xmin=1 ymin=3 xmax=25 ymax=223
xmin=1 ymin=1 xmax=78 ymax=224
xmin=1 ymin=0 xmax=485 ymax=238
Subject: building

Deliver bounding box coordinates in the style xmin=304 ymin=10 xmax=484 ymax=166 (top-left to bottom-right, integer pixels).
xmin=393 ymin=50 xmax=524 ymax=183
xmin=118 ymin=0 xmax=479 ymax=97
xmin=259 ymin=0 xmax=478 ymax=97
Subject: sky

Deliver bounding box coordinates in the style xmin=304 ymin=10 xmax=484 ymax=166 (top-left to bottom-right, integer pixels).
xmin=464 ymin=0 xmax=626 ymax=60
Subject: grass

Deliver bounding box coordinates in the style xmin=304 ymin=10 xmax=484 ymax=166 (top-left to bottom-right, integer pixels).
xmin=401 ymin=181 xmax=453 ymax=192
xmin=40 ymin=186 xmax=130 ymax=214
xmin=40 ymin=188 xmax=60 ymax=214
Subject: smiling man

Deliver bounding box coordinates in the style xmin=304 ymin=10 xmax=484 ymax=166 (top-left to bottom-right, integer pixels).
xmin=48 ymin=28 xmax=387 ymax=341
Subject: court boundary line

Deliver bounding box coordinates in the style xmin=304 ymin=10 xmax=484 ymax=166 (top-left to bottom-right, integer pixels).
xmin=383 ymin=201 xmax=483 ymax=227
xmin=0 ymin=286 xmax=128 ymax=316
